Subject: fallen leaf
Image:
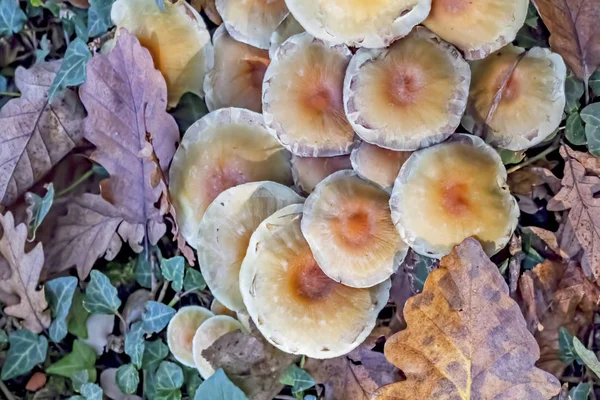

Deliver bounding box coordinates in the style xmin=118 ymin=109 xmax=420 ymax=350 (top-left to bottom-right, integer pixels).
xmin=373 ymin=238 xmax=561 ymax=400
xmin=194 ymin=369 xmax=248 ymax=400
xmin=0 ymin=62 xmax=85 ymax=206
xmin=26 ymin=372 xmax=48 ymax=391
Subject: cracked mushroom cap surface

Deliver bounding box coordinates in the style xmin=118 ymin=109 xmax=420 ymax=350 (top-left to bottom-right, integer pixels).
xmin=290 ymin=154 xmax=352 ymax=194
xmin=302 ymin=170 xmax=408 ymax=288
xmin=423 ymin=0 xmax=528 ymax=60
xmin=463 ymin=45 xmax=567 ymax=151
xmin=239 ymin=204 xmax=390 ymax=359
xmin=167 ymin=306 xmax=214 ymax=368
xmin=111 ymin=0 xmax=213 ymax=107
xmin=350 ymin=142 xmax=411 ymax=192
xmin=216 ymin=0 xmax=289 ymax=49
xmin=344 ymin=27 xmax=470 ymax=151
xmin=192 ymin=315 xmax=243 ymax=379
xmin=262 ymin=33 xmax=358 ymax=157
xmin=169 ymin=108 xmax=293 ymax=248
xmin=390 ymin=134 xmax=519 ymax=259
xmin=285 ymin=0 xmax=431 ymax=48
xmin=204 ymin=25 xmax=270 ymax=113
xmin=198 ymin=181 xmax=304 ymax=313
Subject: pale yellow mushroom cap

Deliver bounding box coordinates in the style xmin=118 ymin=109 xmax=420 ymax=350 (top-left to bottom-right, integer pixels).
xmin=350 ymin=142 xmax=411 ymax=192
xmin=167 ymin=306 xmax=214 ymax=367
xmin=192 ymin=315 xmax=243 ymax=378
xmin=290 ymin=154 xmax=351 ymax=194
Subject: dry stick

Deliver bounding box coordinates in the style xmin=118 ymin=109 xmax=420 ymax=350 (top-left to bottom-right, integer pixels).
xmin=0 ymin=92 xmax=20 ymax=97
xmin=0 ymin=380 xmax=15 ymax=400
xmin=506 ymin=135 xmax=562 ymax=174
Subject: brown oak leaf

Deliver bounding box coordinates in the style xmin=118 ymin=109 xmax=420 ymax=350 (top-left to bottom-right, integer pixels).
xmin=0 ymin=62 xmax=85 ymax=207
xmin=373 ymin=238 xmax=561 ymax=400
xmin=0 ymin=211 xmax=50 ymax=333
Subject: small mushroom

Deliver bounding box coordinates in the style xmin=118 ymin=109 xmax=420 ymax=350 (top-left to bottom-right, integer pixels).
xmin=198 ymin=181 xmax=304 ymax=312
xmin=291 ymin=154 xmax=351 ymax=194
xmin=263 ymin=33 xmax=358 ymax=157
xmin=192 ymin=315 xmax=243 ymax=378
xmin=204 ymin=25 xmax=270 ymax=113
xmin=111 ymin=0 xmax=213 ymax=107
xmin=169 ymin=108 xmax=293 ymax=247
xmin=390 ymin=134 xmax=519 ymax=259
xmin=286 ymin=0 xmax=431 ymax=48
xmin=423 ymin=0 xmax=528 ymax=60
xmin=167 ymin=306 xmax=214 ymax=367
xmin=240 ymin=204 xmax=391 ymax=358
xmin=350 ymin=142 xmax=411 ymax=192
xmin=344 ymin=27 xmax=470 ymax=151
xmin=301 ymin=170 xmax=407 ymax=287
xmin=216 ymin=0 xmax=289 ymax=49
xmin=463 ymin=45 xmax=566 ymax=151
xmin=210 ymin=299 xmax=237 ymax=318
xmin=269 ymin=14 xmax=304 ymax=58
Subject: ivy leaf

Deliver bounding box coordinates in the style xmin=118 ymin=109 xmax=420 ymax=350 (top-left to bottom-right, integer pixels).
xmin=116 ymin=364 xmax=139 ymax=394
xmin=46 ymin=276 xmax=78 ymax=343
xmin=67 ymin=289 xmax=90 ymax=338
xmin=155 ymin=361 xmax=183 ymax=400
xmin=161 ymin=256 xmax=184 ymax=291
xmin=46 ymin=339 xmax=97 ymax=381
xmin=558 ymin=327 xmax=580 ymax=365
xmin=573 ymin=336 xmax=600 ymax=378
xmin=71 ymin=370 xmax=89 ymax=392
xmin=564 ymin=75 xmax=585 ymax=114
xmin=88 ymin=0 xmax=115 ymax=38
xmin=142 ymin=339 xmax=169 ymax=372
xmin=183 ymin=367 xmax=203 ymax=398
xmin=170 ymin=93 xmax=209 ymax=135
xmin=142 ymin=302 xmax=175 ymax=334
xmin=136 ymin=247 xmax=156 ymax=289
xmin=0 ymin=330 xmax=7 ymax=348
xmin=0 ymin=329 xmax=48 ymax=380
xmin=581 ymin=103 xmax=600 ymax=157
xmin=591 ymin=69 xmax=600 ymax=96
xmin=83 ymin=270 xmax=121 ymax=315
xmin=0 ymin=74 xmax=6 ymax=92
xmin=48 ymin=38 xmax=91 ymax=103
xmin=497 ymin=149 xmax=526 ymax=166
xmin=570 ymin=382 xmax=592 ymax=400
xmin=25 ymin=183 xmax=54 ymax=241
xmin=35 ymin=34 xmax=50 ymax=64
xmin=0 ymin=0 xmax=27 ymax=37
xmin=62 ymin=10 xmax=88 ymax=42
xmin=80 ymin=383 xmax=103 ymax=400
xmin=566 ymin=112 xmax=587 ymax=146
xmin=125 ymin=321 xmax=145 ymax=369
xmin=194 ymin=369 xmax=248 ymax=400
xmin=183 ymin=268 xmax=206 ymax=292
xmin=280 ymin=364 xmax=315 ymax=395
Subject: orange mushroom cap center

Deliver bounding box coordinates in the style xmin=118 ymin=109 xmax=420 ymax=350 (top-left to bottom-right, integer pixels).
xmin=293 ymin=254 xmax=339 ymax=302
xmin=440 ymin=181 xmax=471 ymax=216
xmin=304 ymin=81 xmax=344 ymax=114
xmin=205 ymin=163 xmax=249 ymax=205
xmin=387 ymin=66 xmax=426 ymax=106
xmin=493 ymin=67 xmax=521 ymax=104
xmin=432 ymin=0 xmax=471 ymax=15
xmin=332 ymin=201 xmax=376 ymax=248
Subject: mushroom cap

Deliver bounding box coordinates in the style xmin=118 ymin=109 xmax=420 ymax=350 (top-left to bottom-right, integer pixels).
xmin=111 ymin=0 xmax=213 ymax=108
xmin=423 ymin=0 xmax=528 ymax=60
xmin=192 ymin=315 xmax=243 ymax=378
xmin=285 ymin=0 xmax=431 ymax=48
xmin=390 ymin=134 xmax=519 ymax=259
xmin=343 ymin=27 xmax=470 ymax=151
xmin=204 ymin=25 xmax=270 ymax=113
xmin=210 ymin=299 xmax=237 ymax=318
xmin=169 ymin=108 xmax=293 ymax=248
xmin=463 ymin=46 xmax=567 ymax=151
xmin=167 ymin=306 xmax=214 ymax=367
xmin=240 ymin=204 xmax=391 ymax=359
xmin=350 ymin=142 xmax=411 ymax=192
xmin=269 ymin=14 xmax=304 ymax=59
xmin=301 ymin=170 xmax=408 ymax=287
xmin=291 ymin=154 xmax=352 ymax=194
xmin=198 ymin=181 xmax=304 ymax=312
xmin=262 ymin=33 xmax=358 ymax=157
xmin=216 ymin=0 xmax=289 ymax=49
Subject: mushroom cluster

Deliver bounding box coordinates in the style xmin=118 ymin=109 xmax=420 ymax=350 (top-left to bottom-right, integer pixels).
xmin=159 ymin=0 xmax=566 ymax=364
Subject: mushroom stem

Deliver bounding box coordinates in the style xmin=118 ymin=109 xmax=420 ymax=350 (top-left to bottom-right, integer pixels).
xmin=506 ymin=135 xmax=561 ymax=174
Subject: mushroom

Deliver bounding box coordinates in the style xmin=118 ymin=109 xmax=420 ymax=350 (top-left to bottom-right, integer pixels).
xmin=204 ymin=25 xmax=270 ymax=113
xmin=285 ymin=0 xmax=431 ymax=48
xmin=291 ymin=154 xmax=352 ymax=194
xmin=169 ymin=108 xmax=293 ymax=248
xmin=216 ymin=0 xmax=289 ymax=49
xmin=423 ymin=0 xmax=528 ymax=60
xmin=210 ymin=299 xmax=237 ymax=318
xmin=462 ymin=45 xmax=566 ymax=151
xmin=111 ymin=0 xmax=213 ymax=108
xmin=167 ymin=306 xmax=214 ymax=368
xmin=263 ymin=33 xmax=358 ymax=157
xmin=198 ymin=181 xmax=304 ymax=312
xmin=240 ymin=204 xmax=390 ymax=359
xmin=344 ymin=27 xmax=470 ymax=151
xmin=192 ymin=315 xmax=243 ymax=378
xmin=350 ymin=142 xmax=411 ymax=192
xmin=390 ymin=134 xmax=519 ymax=259
xmin=301 ymin=170 xmax=407 ymax=288
xmin=190 ymin=0 xmax=222 ymax=25
xmin=269 ymin=14 xmax=304 ymax=58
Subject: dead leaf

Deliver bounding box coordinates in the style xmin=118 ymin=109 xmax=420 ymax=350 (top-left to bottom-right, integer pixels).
xmin=26 ymin=372 xmax=47 ymax=392
xmin=373 ymin=238 xmax=561 ymax=400
xmin=0 ymin=62 xmax=85 ymax=207
xmin=0 ymin=212 xmax=50 ymax=333
xmin=533 ymin=0 xmax=600 ymax=82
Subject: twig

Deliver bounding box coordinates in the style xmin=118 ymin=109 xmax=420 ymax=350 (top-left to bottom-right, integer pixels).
xmin=56 ymin=168 xmax=95 ymax=197
xmin=0 ymin=380 xmax=16 ymax=400
xmin=0 ymin=92 xmax=20 ymax=98
xmin=116 ymin=311 xmax=128 ymax=334
xmin=167 ymin=288 xmax=198 ymax=307
xmin=156 ymin=280 xmax=169 ymax=304
xmin=506 ymin=136 xmax=561 ymax=174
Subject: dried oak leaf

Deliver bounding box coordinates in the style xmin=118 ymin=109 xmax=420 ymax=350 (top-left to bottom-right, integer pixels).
xmin=0 ymin=211 xmax=50 ymax=333
xmin=0 ymin=62 xmax=85 ymax=207
xmin=373 ymin=238 xmax=561 ymax=400
xmin=547 ymin=145 xmax=600 ymax=283
xmin=79 ymin=28 xmax=179 ymax=252
xmin=533 ymin=0 xmax=600 ymax=82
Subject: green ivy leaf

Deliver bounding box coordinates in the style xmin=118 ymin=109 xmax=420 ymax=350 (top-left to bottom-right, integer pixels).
xmin=155 ymin=361 xmax=183 ymax=400
xmin=0 ymin=329 xmax=7 ymax=348
xmin=183 ymin=268 xmax=206 ymax=292
xmin=566 ymin=112 xmax=587 ymax=146
xmin=62 ymin=10 xmax=88 ymax=42
xmin=497 ymin=149 xmax=525 ymax=166
xmin=48 ymin=38 xmax=91 ymax=103
xmin=564 ymin=75 xmax=585 ymax=114
xmin=183 ymin=367 xmax=203 ymax=397
xmin=136 ymin=246 xmax=159 ymax=289
xmin=117 ymin=364 xmax=140 ymax=394
xmin=0 ymin=0 xmax=27 ymax=37
xmin=35 ymin=34 xmax=50 ymax=64
xmin=46 ymin=276 xmax=78 ymax=343
xmin=104 ymin=258 xmax=136 ymax=288
xmin=26 ymin=183 xmax=54 ymax=241
xmin=144 ymin=369 xmax=158 ymax=400
xmin=0 ymin=329 xmax=48 ymax=380
xmin=46 ymin=339 xmax=97 ymax=381
xmin=558 ymin=327 xmax=580 ymax=365
xmin=80 ymin=383 xmax=103 ymax=400
xmin=590 ymin=69 xmax=600 ymax=97
xmin=67 ymin=289 xmax=90 ymax=338
xmin=0 ymin=74 xmax=6 ymax=92
xmin=83 ymin=270 xmax=122 ymax=315
xmin=71 ymin=370 xmax=90 ymax=392
xmin=280 ymin=364 xmax=315 ymax=395
xmin=143 ymin=339 xmax=169 ymax=372
xmin=581 ymin=103 xmax=600 ymax=157
xmin=570 ymin=382 xmax=592 ymax=400
xmin=88 ymin=0 xmax=115 ymax=38
xmin=573 ymin=336 xmax=600 ymax=378
xmin=125 ymin=321 xmax=145 ymax=369
xmin=142 ymin=302 xmax=175 ymax=334
xmin=194 ymin=369 xmax=247 ymax=400
xmin=170 ymin=93 xmax=209 ymax=135
xmin=161 ymin=256 xmax=184 ymax=291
